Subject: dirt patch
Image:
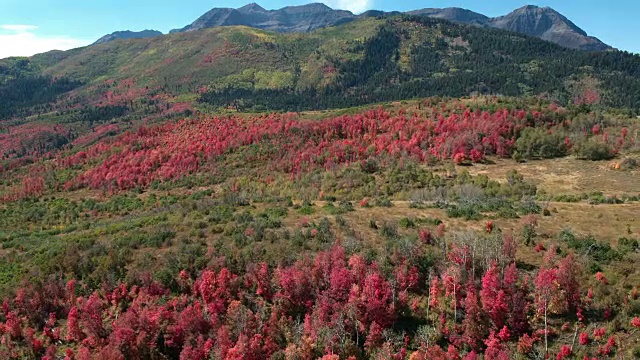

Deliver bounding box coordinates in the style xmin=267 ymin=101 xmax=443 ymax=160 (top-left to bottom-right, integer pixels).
xmin=465 ymin=157 xmax=639 ymax=195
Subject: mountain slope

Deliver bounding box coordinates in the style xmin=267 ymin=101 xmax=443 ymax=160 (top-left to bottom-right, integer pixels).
xmin=2 ymin=15 xmax=639 ymax=120
xmin=488 ymin=5 xmax=610 ymax=51
xmin=173 ymin=2 xmax=354 ymax=33
xmin=168 ymin=3 xmax=610 ymax=51
xmin=407 ymin=7 xmax=490 ymax=26
xmin=92 ymin=30 xmax=163 ymax=45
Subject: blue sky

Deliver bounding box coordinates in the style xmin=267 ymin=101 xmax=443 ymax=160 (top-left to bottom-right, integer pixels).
xmin=1 ymin=0 xmax=638 ymax=58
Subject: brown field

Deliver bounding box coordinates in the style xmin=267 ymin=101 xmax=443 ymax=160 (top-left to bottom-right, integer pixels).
xmin=465 ymin=157 xmax=639 ymax=195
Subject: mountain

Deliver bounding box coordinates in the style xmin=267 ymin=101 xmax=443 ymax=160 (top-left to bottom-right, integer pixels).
xmin=407 ymin=5 xmax=610 ymax=51
xmin=2 ymin=15 xmax=639 ymax=122
xmin=407 ymin=8 xmax=490 ymax=26
xmin=167 ymin=3 xmax=610 ymax=51
xmin=92 ymin=30 xmax=163 ymax=45
xmin=488 ymin=5 xmax=610 ymax=51
xmin=172 ymin=2 xmax=354 ymax=33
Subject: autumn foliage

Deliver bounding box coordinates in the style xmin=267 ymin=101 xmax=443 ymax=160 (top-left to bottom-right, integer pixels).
xmin=60 ymin=106 xmax=543 ymax=191
xmin=0 ymin=234 xmax=630 ymax=359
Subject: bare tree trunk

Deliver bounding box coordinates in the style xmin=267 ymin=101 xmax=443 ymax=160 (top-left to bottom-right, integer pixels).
xmin=453 ymin=283 xmax=457 ymax=322
xmin=570 ymin=324 xmax=579 ymax=351
xmin=426 ymin=274 xmax=432 ymax=321
xmin=544 ymin=302 xmax=548 ymax=357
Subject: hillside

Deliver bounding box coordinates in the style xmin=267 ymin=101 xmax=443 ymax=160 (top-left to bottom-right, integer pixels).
xmin=2 ymin=15 xmax=637 ymax=124
xmin=0 ymin=94 xmax=639 ymax=358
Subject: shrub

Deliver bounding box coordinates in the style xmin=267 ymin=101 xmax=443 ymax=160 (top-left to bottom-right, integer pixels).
xmin=560 ymin=230 xmax=621 ymax=263
xmin=380 ymin=222 xmax=398 ymax=239
xmin=262 ymin=207 xmax=288 ymax=218
xmin=573 ymin=139 xmax=615 ymax=160
xmin=512 ymin=150 xmax=524 ymax=163
xmin=620 ymin=158 xmax=638 ymax=170
xmin=298 ymin=202 xmax=315 ymax=215
xmin=399 ymin=217 xmax=416 ymax=229
xmin=446 ymin=204 xmax=482 ymax=220
xmin=360 ymin=158 xmax=379 ymax=174
xmin=374 ymin=198 xmax=393 ymax=207
xmin=323 ymin=201 xmax=354 ymax=215
xmin=515 ymin=127 xmax=568 ymax=159
xmin=518 ymin=197 xmax=541 ymax=215
xmin=415 ymin=217 xmax=443 ymax=226
xmin=522 ymin=224 xmax=536 ymax=246
xmin=618 ymin=237 xmax=639 ymax=255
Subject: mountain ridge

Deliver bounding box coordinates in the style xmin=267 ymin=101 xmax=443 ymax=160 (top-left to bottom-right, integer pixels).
xmin=92 ymin=30 xmax=163 ymax=45
xmin=488 ymin=5 xmax=609 ymax=51
xmin=91 ymin=4 xmax=611 ymax=51
xmin=407 ymin=7 xmax=490 ymax=26
xmin=169 ymin=2 xmax=354 ymax=34
xmin=4 ymin=14 xmax=638 ymax=121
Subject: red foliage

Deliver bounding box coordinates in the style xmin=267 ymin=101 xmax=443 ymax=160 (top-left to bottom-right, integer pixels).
xmin=556 ymin=253 xmax=582 ymax=311
xmin=419 ymin=229 xmax=432 ymax=244
xmin=462 ymin=282 xmax=484 ymax=350
xmin=447 ymin=345 xmax=461 ymax=360
xmin=469 ymin=148 xmax=484 ymax=163
xmin=0 ymin=241 xmax=620 ymax=358
xmin=480 ymin=262 xmax=507 ymax=329
xmin=71 ymin=124 xmax=120 ymax=147
xmin=59 ymin=106 xmax=537 ymax=191
xmin=533 ymin=268 xmax=557 ymax=311
xmin=579 ymin=332 xmax=590 ymax=345
xmin=593 ymin=327 xmax=606 ymax=340
xmin=453 ymin=152 xmax=468 ymax=165
xmin=67 ymin=307 xmax=83 ymax=341
xmin=0 ymin=123 xmax=68 ymax=160
xmin=484 ymin=331 xmax=509 ymax=360
xmin=436 ymin=223 xmax=446 ymax=238
xmin=517 ymin=334 xmax=536 ymax=354
xmin=485 ymin=221 xmax=494 ymax=234
xmin=1 ymin=175 xmax=45 ymax=202
xmin=555 ymin=345 xmax=572 ymax=360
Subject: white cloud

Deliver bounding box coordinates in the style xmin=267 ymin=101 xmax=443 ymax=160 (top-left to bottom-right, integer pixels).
xmin=1 ymin=24 xmax=38 ymax=32
xmin=323 ymin=0 xmax=373 ymax=14
xmin=0 ymin=24 xmax=90 ymax=59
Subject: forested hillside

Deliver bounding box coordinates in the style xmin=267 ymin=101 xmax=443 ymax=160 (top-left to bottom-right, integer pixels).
xmin=1 ymin=15 xmax=640 ymax=123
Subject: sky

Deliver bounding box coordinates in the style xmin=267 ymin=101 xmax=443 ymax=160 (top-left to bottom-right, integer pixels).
xmin=1 ymin=0 xmax=638 ymax=59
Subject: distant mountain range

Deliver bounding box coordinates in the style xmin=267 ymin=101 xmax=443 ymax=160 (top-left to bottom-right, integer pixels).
xmin=171 ymin=3 xmax=354 ymax=33
xmin=92 ymin=30 xmax=163 ymax=45
xmin=94 ymin=3 xmax=611 ymax=51
xmin=3 ymin=8 xmax=640 ymax=119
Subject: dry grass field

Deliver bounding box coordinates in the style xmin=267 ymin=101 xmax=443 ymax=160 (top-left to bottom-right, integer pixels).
xmin=465 ymin=157 xmax=639 ymax=195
